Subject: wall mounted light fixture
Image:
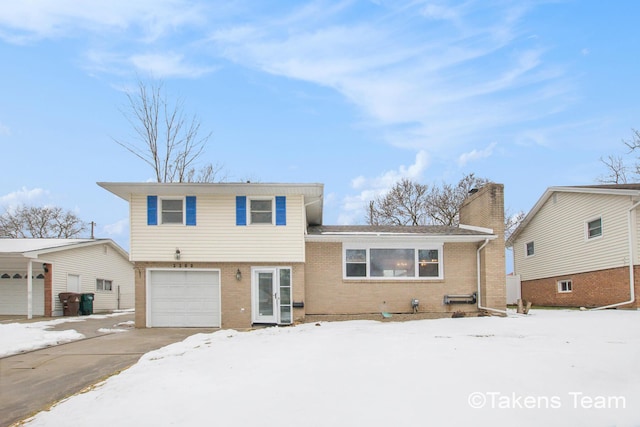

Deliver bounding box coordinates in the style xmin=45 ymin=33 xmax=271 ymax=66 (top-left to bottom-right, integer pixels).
xmin=236 ymin=269 xmax=242 ymax=281
xmin=42 ymin=263 xmax=49 ymax=273
xmin=175 ymin=249 xmax=181 ymax=260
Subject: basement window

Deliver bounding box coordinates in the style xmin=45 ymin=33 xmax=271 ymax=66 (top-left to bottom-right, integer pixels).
xmin=558 ymin=279 xmax=572 ymax=293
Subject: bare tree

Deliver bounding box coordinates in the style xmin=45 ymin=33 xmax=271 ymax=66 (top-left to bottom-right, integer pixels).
xmin=366 ymin=178 xmax=429 ymax=226
xmin=115 ymin=80 xmax=223 ymax=183
xmin=426 ymin=173 xmax=490 ymax=226
xmin=504 ymin=208 xmax=526 ymax=243
xmin=366 ymin=174 xmax=489 ymax=227
xmin=598 ymin=155 xmax=629 ymax=184
xmin=0 ymin=206 xmax=87 ymax=238
xmin=599 ymin=129 xmax=640 ymax=184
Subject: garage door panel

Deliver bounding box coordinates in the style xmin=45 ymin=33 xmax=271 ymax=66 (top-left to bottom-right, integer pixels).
xmin=148 ymin=270 xmax=220 ymax=327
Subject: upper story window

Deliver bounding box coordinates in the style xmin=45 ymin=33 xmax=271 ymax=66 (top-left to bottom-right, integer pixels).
xmin=525 ymin=241 xmax=534 ymax=257
xmin=147 ymin=196 xmax=196 ymax=226
xmin=587 ymin=217 xmax=602 ymax=239
xmin=344 ymin=244 xmax=443 ymax=280
xmin=161 ymin=199 xmax=184 ymax=224
xmin=250 ymin=199 xmax=273 ymax=224
xmin=236 ymin=196 xmax=286 ymax=226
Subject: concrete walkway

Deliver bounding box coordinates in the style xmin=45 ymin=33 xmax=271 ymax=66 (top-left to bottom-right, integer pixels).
xmin=0 ymin=314 xmax=216 ymax=427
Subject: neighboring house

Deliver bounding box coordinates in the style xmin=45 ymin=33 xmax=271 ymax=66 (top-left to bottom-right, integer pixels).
xmin=98 ymin=181 xmax=506 ymax=329
xmin=0 ymin=239 xmax=134 ymax=317
xmin=507 ymin=184 xmax=640 ymax=309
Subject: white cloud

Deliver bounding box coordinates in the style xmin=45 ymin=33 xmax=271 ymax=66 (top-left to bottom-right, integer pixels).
xmin=339 ymin=150 xmax=430 ymax=224
xmin=0 ymin=187 xmax=50 ymax=211
xmin=102 ymin=218 xmax=129 ymax=236
xmin=458 ymin=142 xmax=497 ymax=167
xmin=207 ymin=1 xmax=568 ymax=153
xmin=0 ymin=0 xmax=206 ymax=44
xmin=129 ymin=52 xmax=217 ymax=79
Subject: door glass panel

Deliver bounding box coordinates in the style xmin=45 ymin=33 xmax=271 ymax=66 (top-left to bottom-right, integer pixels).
xmin=280 ymin=306 xmax=291 ymax=324
xmin=279 ymin=268 xmax=292 ymax=324
xmin=258 ymin=272 xmax=273 ymax=316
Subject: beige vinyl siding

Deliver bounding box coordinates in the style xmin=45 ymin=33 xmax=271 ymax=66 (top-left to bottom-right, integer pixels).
xmin=45 ymin=243 xmax=134 ymax=315
xmin=130 ymin=194 xmax=306 ymax=263
xmin=514 ymin=192 xmax=635 ymax=281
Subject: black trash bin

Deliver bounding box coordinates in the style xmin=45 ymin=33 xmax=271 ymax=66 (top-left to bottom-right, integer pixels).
xmin=58 ymin=292 xmax=81 ymax=316
xmin=79 ymin=293 xmax=95 ymax=315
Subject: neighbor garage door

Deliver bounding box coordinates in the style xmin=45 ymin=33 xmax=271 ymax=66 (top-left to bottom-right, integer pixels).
xmin=148 ymin=270 xmax=220 ymax=327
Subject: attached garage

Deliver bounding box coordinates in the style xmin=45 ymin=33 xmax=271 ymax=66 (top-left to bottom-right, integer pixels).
xmin=0 ymin=277 xmax=45 ymax=316
xmin=147 ymin=269 xmax=221 ymax=327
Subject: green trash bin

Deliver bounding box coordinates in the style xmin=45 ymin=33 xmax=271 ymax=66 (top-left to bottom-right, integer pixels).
xmin=79 ymin=293 xmax=94 ymax=315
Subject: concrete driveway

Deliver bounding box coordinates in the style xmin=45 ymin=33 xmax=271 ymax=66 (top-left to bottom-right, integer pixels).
xmin=0 ymin=313 xmax=216 ymax=427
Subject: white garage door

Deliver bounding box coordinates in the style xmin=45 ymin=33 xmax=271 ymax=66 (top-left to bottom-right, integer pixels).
xmin=0 ymin=279 xmax=45 ymax=316
xmin=148 ymin=270 xmax=220 ymax=327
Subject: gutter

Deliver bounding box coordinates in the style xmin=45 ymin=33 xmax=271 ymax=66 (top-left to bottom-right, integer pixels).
xmin=591 ymin=199 xmax=640 ymax=310
xmin=476 ymin=239 xmax=508 ymax=316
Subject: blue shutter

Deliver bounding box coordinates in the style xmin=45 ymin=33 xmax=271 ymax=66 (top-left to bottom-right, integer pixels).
xmin=275 ymin=196 xmax=286 ymax=226
xmin=236 ymin=196 xmax=247 ymax=226
xmin=186 ymin=196 xmax=196 ymax=226
xmin=147 ymin=196 xmax=158 ymax=226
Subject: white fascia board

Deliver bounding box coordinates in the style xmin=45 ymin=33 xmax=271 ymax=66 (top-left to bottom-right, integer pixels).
xmin=305 ymin=233 xmax=497 ymax=243
xmin=459 ymin=224 xmax=494 ymax=234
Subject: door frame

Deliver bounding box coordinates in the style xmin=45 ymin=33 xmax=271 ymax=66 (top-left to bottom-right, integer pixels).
xmin=251 ymin=266 xmax=292 ymax=325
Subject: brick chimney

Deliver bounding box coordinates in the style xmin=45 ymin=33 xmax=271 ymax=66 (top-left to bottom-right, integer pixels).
xmin=459 ymin=183 xmax=507 ymax=312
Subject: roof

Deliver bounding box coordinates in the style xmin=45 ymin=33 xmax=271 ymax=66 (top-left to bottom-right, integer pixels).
xmin=98 ymin=181 xmax=324 ymax=226
xmin=0 ymin=238 xmax=129 ymax=260
xmin=506 ymin=184 xmax=640 ymax=246
xmin=306 ymin=224 xmax=496 ymax=243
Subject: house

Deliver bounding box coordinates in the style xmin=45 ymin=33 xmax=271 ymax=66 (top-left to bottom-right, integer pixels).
xmin=0 ymin=239 xmax=134 ymax=318
xmin=507 ymin=184 xmax=640 ymax=309
xmin=98 ymin=181 xmax=506 ymax=328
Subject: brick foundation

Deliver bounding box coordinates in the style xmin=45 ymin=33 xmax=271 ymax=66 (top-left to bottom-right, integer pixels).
xmin=521 ymin=266 xmax=639 ymax=309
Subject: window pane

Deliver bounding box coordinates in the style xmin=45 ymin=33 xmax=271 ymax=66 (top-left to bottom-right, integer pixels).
xmin=346 ymin=263 xmax=366 ymax=277
xmin=251 ymin=200 xmax=272 ymax=211
xmin=251 ymin=212 xmax=272 ymax=223
xmin=161 ymin=199 xmax=183 ymax=224
xmin=588 ymin=219 xmax=602 ymax=238
xmin=370 ymin=249 xmax=414 ymax=277
xmin=346 ymin=249 xmax=366 ymax=263
xmin=163 ymin=199 xmax=183 ymax=210
xmin=526 ymin=242 xmax=534 ymax=256
xmin=419 ymin=263 xmax=439 ymax=277
xmin=163 ymin=211 xmax=183 ymax=223
xmin=280 ymin=306 xmax=291 ymax=324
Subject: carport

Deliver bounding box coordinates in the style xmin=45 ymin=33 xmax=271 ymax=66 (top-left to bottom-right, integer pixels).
xmin=0 ymin=242 xmax=51 ymax=319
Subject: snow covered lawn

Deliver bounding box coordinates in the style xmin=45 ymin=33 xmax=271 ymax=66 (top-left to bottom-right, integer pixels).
xmin=22 ymin=309 xmax=640 ymax=427
xmin=0 ymin=311 xmax=132 ymax=357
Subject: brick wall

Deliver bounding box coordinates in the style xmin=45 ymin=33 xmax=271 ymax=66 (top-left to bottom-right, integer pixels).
xmin=459 ymin=183 xmax=507 ymax=311
xmin=521 ymin=265 xmax=640 ymax=308
xmin=134 ymin=261 xmax=305 ymax=329
xmin=44 ymin=263 xmax=52 ymax=316
xmin=304 ymin=241 xmax=481 ymax=316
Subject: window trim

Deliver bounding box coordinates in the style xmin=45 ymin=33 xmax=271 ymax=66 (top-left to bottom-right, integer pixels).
xmin=343 ymin=242 xmax=444 ymax=281
xmin=525 ymin=241 xmax=535 ymax=257
xmin=159 ymin=197 xmax=185 ymax=225
xmin=248 ymin=197 xmax=275 ymax=225
xmin=585 ymin=217 xmax=603 ymax=240
xmin=96 ymin=278 xmax=113 ymax=292
xmin=557 ymin=279 xmax=572 ymax=293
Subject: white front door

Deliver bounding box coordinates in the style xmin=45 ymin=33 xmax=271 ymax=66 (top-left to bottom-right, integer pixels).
xmin=252 ymin=267 xmax=292 ymax=325
xmin=67 ymin=274 xmax=81 ymax=293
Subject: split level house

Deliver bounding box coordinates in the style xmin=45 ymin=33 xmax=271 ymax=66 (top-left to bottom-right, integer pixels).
xmin=98 ymin=181 xmax=507 ymax=329
xmin=507 ymin=184 xmax=640 ymax=309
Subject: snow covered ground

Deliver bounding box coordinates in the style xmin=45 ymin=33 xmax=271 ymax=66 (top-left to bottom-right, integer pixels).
xmin=15 ymin=309 xmax=640 ymax=427
xmin=0 ymin=311 xmax=132 ymax=357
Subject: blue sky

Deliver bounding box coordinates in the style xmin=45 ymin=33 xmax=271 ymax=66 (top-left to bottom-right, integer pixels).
xmin=0 ymin=1 xmax=638 ymax=262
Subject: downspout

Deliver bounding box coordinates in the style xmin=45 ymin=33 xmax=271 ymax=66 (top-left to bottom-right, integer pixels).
xmin=476 ymin=239 xmax=508 ymax=315
xmin=591 ymin=199 xmax=640 ymax=310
